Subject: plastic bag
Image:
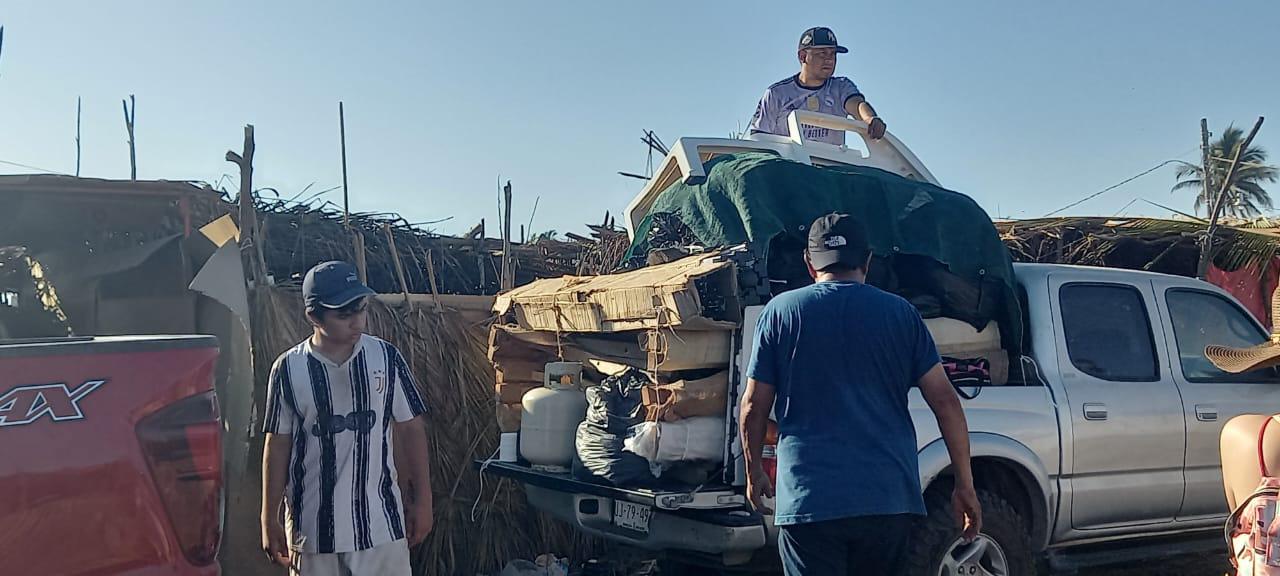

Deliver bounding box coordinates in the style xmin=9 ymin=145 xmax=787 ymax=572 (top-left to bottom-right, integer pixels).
xmin=624 ymin=417 xmax=726 ymax=472
xmin=573 ymin=421 xmax=657 ymax=486
xmin=584 ymin=369 xmax=648 ymax=434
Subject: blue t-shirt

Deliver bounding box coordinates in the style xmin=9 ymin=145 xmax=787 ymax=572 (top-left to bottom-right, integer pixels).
xmin=746 ymin=281 xmax=940 ymax=525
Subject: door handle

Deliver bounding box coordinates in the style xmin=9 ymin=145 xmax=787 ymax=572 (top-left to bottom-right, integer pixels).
xmin=1195 ymin=404 xmax=1219 ymax=422
xmin=1083 ymin=403 xmax=1108 ymax=421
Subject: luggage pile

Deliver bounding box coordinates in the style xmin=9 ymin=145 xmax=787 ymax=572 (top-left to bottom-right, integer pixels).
xmin=489 ymin=251 xmax=739 ymax=487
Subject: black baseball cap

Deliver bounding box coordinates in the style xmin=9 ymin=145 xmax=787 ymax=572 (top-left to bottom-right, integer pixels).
xmin=303 ymin=261 xmax=375 ymax=311
xmin=798 ymin=27 xmax=848 ymax=54
xmin=807 ymin=213 xmax=870 ymax=271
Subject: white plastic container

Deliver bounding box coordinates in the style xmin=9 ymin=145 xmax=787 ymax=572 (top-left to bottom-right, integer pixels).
xmin=519 ymin=362 xmax=588 ymax=472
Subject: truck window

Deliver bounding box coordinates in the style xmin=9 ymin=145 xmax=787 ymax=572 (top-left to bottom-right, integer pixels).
xmin=1166 ymin=289 xmax=1278 ymax=383
xmin=1059 ymin=284 xmax=1159 ymax=382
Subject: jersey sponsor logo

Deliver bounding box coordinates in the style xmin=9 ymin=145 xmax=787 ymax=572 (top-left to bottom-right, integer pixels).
xmin=310 ymin=409 xmax=376 ymax=437
xmin=0 ymin=379 xmax=105 ymax=428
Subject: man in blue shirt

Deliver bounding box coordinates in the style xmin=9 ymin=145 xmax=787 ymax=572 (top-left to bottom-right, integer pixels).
xmin=741 ymin=213 xmax=981 ymax=575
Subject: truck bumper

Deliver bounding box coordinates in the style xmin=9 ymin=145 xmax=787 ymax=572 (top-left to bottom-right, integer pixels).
xmin=525 ymin=485 xmax=768 ymax=565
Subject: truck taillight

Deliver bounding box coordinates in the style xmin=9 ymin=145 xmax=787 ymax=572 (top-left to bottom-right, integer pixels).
xmin=137 ymin=390 xmax=223 ymax=566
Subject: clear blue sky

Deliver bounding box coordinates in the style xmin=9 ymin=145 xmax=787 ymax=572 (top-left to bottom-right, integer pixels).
xmin=2 ymin=1 xmax=1278 ymax=236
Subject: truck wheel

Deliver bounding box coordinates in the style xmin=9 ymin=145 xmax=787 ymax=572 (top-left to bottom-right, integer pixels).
xmin=905 ymin=487 xmax=1036 ymax=576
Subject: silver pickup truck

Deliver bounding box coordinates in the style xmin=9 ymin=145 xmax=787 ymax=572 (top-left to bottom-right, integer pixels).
xmin=481 ymin=117 xmax=1280 ymax=574
xmin=484 ymin=262 xmax=1280 ymax=574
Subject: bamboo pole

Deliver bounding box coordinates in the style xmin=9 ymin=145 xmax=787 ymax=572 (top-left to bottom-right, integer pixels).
xmin=339 ymin=102 xmax=367 ymax=283
xmin=383 ymin=222 xmax=411 ymax=307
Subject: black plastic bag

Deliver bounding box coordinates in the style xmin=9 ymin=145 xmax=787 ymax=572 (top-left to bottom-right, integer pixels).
xmin=584 ymin=369 xmax=647 ymax=435
xmin=572 ymin=422 xmax=657 ymax=486
xmin=573 ymin=368 xmax=657 ymax=486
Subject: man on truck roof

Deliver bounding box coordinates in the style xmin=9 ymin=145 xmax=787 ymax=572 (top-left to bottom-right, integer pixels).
xmin=749 ymin=27 xmax=887 ymax=145
xmin=261 ymin=261 xmax=433 ymax=576
xmin=740 ymin=213 xmax=981 ymax=575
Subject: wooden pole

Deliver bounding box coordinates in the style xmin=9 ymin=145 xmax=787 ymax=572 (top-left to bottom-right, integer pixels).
xmin=1197 ymin=116 xmax=1266 ymax=279
xmin=1199 ymin=119 xmax=1211 ymax=215
xmin=501 ymin=181 xmax=514 ymax=291
xmin=426 ymin=249 xmax=442 ymax=312
xmin=75 ymin=97 xmax=82 ymax=177
xmin=340 ymin=102 xmax=351 ymax=228
xmin=226 ymin=125 xmax=266 ymax=283
xmin=383 ymin=223 xmax=411 ymax=306
xmin=476 ymin=219 xmax=487 ymax=291
xmin=339 ymin=101 xmax=367 ymax=283
xmin=122 ymin=95 xmax=137 ymax=180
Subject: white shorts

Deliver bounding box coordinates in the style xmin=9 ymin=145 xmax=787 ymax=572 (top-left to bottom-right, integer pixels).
xmin=290 ymin=539 xmax=411 ymax=576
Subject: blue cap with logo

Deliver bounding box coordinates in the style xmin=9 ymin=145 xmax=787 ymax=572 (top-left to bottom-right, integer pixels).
xmin=799 ymin=27 xmax=848 ymax=54
xmin=303 ymin=261 xmax=375 ymax=311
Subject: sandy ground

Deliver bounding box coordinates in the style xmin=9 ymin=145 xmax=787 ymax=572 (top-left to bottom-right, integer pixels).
xmin=1077 ymin=551 xmax=1228 ymax=576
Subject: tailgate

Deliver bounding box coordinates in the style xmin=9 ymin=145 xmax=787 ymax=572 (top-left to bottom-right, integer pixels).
xmin=478 ymin=460 xmax=745 ymax=511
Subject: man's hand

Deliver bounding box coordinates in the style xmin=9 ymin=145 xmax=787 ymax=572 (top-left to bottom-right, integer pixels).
xmin=405 ymin=499 xmax=434 ymax=547
xmin=261 ymin=516 xmax=290 ymax=567
xmin=746 ymin=468 xmax=775 ymax=515
xmin=867 ymin=117 xmax=887 ymax=140
xmin=953 ymin=483 xmax=982 ymax=542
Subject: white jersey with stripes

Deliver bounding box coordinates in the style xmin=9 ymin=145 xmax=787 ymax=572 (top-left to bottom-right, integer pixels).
xmin=749 ymin=74 xmax=863 ymax=145
xmin=263 ymin=334 xmax=427 ymax=554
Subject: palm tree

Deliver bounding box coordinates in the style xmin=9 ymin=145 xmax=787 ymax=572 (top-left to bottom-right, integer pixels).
xmin=1173 ymin=125 xmax=1279 ymax=219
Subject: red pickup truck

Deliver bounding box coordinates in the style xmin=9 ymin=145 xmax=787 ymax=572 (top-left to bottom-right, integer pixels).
xmin=0 ymin=335 xmax=223 ymax=575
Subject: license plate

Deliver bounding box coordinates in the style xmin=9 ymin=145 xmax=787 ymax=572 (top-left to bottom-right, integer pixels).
xmin=613 ymin=500 xmax=651 ymax=533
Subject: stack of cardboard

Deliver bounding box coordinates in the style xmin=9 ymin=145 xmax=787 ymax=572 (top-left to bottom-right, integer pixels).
xmin=488 ymin=252 xmax=740 ymax=434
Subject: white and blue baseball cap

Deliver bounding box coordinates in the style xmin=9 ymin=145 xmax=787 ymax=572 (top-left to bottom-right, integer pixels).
xmin=303 ymin=261 xmax=375 ymax=311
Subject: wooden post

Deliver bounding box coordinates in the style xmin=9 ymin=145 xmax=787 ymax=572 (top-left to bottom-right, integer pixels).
xmin=339 ymin=101 xmax=367 ymax=283
xmin=1199 ymin=119 xmax=1211 ymax=215
xmin=226 ymin=125 xmax=267 ymax=283
xmin=501 ymin=181 xmax=515 ymax=291
xmin=426 ymin=249 xmax=442 ymax=312
xmin=476 ymin=219 xmax=487 ymax=291
xmin=383 ymin=223 xmax=411 ymax=306
xmin=352 ymin=232 xmax=368 ymax=284
xmin=1197 ymin=116 xmax=1266 ymax=280
xmin=75 ymin=97 xmax=82 ymax=177
xmin=122 ymin=95 xmax=137 ymax=180
xmin=340 ymin=102 xmax=351 ymax=229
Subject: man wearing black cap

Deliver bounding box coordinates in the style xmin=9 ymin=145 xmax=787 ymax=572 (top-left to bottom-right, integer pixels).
xmin=749 ymin=26 xmax=887 ymax=145
xmin=260 ymin=261 xmax=432 ymax=575
xmin=740 ymin=214 xmax=981 ymax=575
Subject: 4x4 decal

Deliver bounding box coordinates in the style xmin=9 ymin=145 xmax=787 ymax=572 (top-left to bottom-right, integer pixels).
xmin=0 ymin=379 xmax=105 ymax=427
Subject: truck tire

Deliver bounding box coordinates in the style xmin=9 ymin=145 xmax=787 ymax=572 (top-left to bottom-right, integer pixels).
xmin=905 ymin=487 xmax=1036 ymax=576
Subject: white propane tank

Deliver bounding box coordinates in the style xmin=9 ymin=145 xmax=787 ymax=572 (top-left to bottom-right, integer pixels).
xmin=519 ymin=362 xmax=588 ymax=472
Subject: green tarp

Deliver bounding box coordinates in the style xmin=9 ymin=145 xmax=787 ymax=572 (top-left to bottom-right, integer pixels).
xmin=628 ymin=152 xmax=1022 ymax=351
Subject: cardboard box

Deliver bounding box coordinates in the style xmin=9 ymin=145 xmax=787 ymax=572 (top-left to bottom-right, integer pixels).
xmin=496 ymin=402 xmax=523 ymax=433
xmin=643 ymin=371 xmax=729 ymax=421
xmin=493 ymin=252 xmax=740 ymax=333
xmin=491 ymin=323 xmax=733 ymax=372
xmin=495 ymin=381 xmax=541 ymax=404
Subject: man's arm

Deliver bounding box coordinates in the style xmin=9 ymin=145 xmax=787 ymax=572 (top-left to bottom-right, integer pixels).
xmin=740 ymin=377 xmax=777 ymax=514
xmin=844 ymin=95 xmax=886 ymax=139
xmin=261 ymin=433 xmax=293 ymax=566
xmin=394 ymin=415 xmax=433 ymax=546
xmin=918 ymin=364 xmax=982 ymax=540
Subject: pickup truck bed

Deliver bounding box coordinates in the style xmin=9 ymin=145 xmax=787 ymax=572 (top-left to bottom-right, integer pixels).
xmin=480 ymin=460 xmax=767 ymax=562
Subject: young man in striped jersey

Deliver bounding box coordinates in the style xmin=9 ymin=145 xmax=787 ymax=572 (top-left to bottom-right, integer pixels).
xmin=261 ymin=261 xmax=432 ymax=576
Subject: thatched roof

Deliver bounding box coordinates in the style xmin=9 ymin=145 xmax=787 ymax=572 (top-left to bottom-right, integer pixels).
xmin=997 ymin=216 xmax=1280 ymax=275
xmin=253 ymin=197 xmax=629 ymax=296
